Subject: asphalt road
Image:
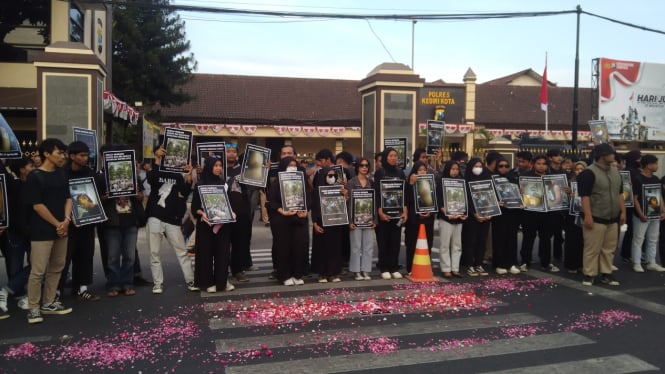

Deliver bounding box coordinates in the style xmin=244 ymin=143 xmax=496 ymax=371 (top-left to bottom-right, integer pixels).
xmin=1 ymin=217 xmax=664 ymax=373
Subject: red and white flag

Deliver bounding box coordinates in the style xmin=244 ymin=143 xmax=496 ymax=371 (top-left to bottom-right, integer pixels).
xmin=540 ymin=58 xmax=548 ymax=112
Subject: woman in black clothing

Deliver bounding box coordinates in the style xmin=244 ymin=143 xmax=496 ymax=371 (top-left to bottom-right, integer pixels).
xmin=191 ymin=156 xmax=233 ymax=293
xmin=564 ymin=160 xmax=586 ymax=272
xmin=462 ymin=157 xmax=493 ymax=276
xmin=268 ymin=157 xmax=309 ymax=286
xmin=404 ymin=161 xmax=435 ymax=274
xmin=490 ymin=158 xmax=522 ymax=275
xmin=373 ymin=148 xmax=408 ymax=280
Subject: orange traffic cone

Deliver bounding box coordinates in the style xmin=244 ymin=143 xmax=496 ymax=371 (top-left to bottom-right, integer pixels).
xmin=406 ymin=224 xmax=438 ymax=282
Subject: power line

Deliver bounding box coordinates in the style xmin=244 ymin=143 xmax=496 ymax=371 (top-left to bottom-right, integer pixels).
xmin=365 ymin=20 xmax=396 ymax=63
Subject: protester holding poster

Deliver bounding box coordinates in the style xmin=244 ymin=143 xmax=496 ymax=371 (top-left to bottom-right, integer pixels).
xmin=490 ymin=158 xmax=522 ymax=275
xmin=191 ymin=156 xmax=234 ymax=293
xmin=346 ymin=157 xmax=375 ymax=281
xmin=404 ymin=161 xmax=435 ymax=274
xmin=462 ymin=158 xmax=493 ymax=277
xmin=373 ymin=147 xmax=407 ymax=280
xmin=436 ymin=161 xmax=467 ymax=278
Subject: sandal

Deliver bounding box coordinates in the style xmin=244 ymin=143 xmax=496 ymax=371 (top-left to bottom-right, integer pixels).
xmin=124 ymin=288 xmax=136 ymax=296
xmin=107 ymin=290 xmax=119 ymax=297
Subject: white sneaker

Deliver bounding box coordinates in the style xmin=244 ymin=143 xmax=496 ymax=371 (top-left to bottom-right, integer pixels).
xmin=362 ymin=272 xmax=372 ymax=280
xmin=546 ymin=264 xmax=560 ymax=273
xmin=611 ymin=265 xmax=619 ymax=271
xmin=0 ymin=288 xmax=8 ymax=312
xmin=284 ymin=277 xmax=295 ymax=286
xmin=330 ymin=277 xmax=341 ymax=283
xmin=519 ymin=264 xmax=529 ymax=272
xmin=355 ymin=273 xmax=365 ymax=281
xmin=17 ymin=296 xmax=29 ymax=310
xmin=633 ymin=263 xmax=645 ymax=273
xmin=293 ymin=278 xmax=305 ymax=285
xmin=495 ymin=267 xmax=508 ymax=275
xmin=381 ymin=272 xmax=391 ymax=280
xmin=225 ymin=281 xmax=235 ymax=292
xmin=152 ymin=284 xmax=163 ymax=294
xmin=206 ymin=285 xmax=217 ymax=293
xmin=509 ymin=266 xmax=521 ymax=275
xmin=318 ymin=277 xmax=328 ymax=283
xmin=391 ymin=272 xmax=403 ymax=279
xmin=645 ymin=263 xmax=665 ymax=272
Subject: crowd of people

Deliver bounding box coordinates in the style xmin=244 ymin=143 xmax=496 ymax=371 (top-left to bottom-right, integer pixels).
xmin=1 ymin=138 xmax=664 ymax=324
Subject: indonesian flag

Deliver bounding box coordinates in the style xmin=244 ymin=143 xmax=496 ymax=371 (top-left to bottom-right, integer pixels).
xmin=540 ymin=59 xmax=548 ymax=112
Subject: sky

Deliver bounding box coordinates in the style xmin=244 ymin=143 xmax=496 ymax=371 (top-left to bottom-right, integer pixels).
xmin=171 ymin=0 xmax=665 ymax=88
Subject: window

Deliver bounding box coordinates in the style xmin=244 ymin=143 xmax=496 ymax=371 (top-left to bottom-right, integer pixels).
xmin=69 ymin=5 xmax=84 ymax=42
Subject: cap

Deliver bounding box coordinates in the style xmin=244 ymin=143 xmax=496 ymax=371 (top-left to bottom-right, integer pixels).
xmin=594 ymin=143 xmax=615 ymax=158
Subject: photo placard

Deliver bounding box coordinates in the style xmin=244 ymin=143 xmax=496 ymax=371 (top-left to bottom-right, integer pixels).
xmin=351 ymin=188 xmax=375 ymax=228
xmin=198 ymin=185 xmax=235 ymax=224
xmin=492 ymin=175 xmax=523 ymax=209
xmin=441 ymin=178 xmax=467 ymax=216
xmin=426 ymin=120 xmax=444 ymax=155
xmin=380 ymin=179 xmax=405 ymax=219
xmin=73 ymin=127 xmax=98 ymax=171
xmin=383 ymin=138 xmax=407 ymax=170
xmin=103 ymin=150 xmax=137 ymax=198
xmin=319 ymin=185 xmax=349 ymax=227
xmin=414 ymin=174 xmax=437 ymax=214
xmin=161 ymin=127 xmax=193 ymax=173
xmin=69 ymin=177 xmax=107 ymax=226
xmin=468 ymin=179 xmax=502 ymax=217
xmin=239 ymin=144 xmax=271 ymax=187
xmin=278 ymin=171 xmax=307 ymax=211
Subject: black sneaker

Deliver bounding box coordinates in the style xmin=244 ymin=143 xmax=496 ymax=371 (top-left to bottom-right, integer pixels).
xmin=40 ymin=301 xmax=72 ymax=315
xmin=582 ymin=275 xmax=594 ymax=286
xmin=600 ymin=274 xmax=620 ymax=286
xmin=234 ymin=272 xmax=250 ymax=283
xmin=27 ymin=309 xmax=43 ymax=324
xmin=77 ymin=290 xmax=101 ymax=301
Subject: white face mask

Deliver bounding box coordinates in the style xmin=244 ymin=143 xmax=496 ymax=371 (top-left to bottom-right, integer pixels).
xmin=472 ymin=167 xmax=483 ymax=176
xmin=286 ymin=166 xmax=297 ymax=172
xmin=326 ymin=176 xmax=336 ymax=185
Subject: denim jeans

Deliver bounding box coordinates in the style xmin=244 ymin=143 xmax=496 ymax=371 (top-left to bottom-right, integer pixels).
xmin=631 ymin=216 xmax=659 ymax=264
xmin=349 ymin=227 xmax=375 ymax=273
xmin=105 ymin=226 xmax=137 ymax=291
xmin=4 ymin=232 xmax=31 ymax=297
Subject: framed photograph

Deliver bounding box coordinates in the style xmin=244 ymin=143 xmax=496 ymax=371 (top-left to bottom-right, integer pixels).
xmin=569 ymin=182 xmax=581 ymax=216
xmin=426 ymin=120 xmax=444 ymax=155
xmin=73 ymin=127 xmax=98 ymax=171
xmin=543 ymin=174 xmax=570 ymax=211
xmin=441 ymin=178 xmax=467 ymax=216
xmin=414 ymin=174 xmax=438 ymax=214
xmin=196 ymin=142 xmax=226 ymax=174
xmin=318 ymin=185 xmax=349 ymax=227
xmin=383 ymin=137 xmax=407 ymax=170
xmin=103 ymin=150 xmax=137 ymax=198
xmin=520 ymin=176 xmax=546 ymax=212
xmin=239 ymin=144 xmax=271 ymax=187
xmin=588 ymin=120 xmax=609 ymax=144
xmin=69 ymin=177 xmax=107 ymax=226
xmin=619 ymin=170 xmax=634 ymax=207
xmin=0 ymin=113 xmax=22 ymax=159
xmin=351 ymin=188 xmax=375 ymax=228
xmin=142 ymin=119 xmax=162 ymax=160
xmin=197 ymin=185 xmax=235 ymax=224
xmin=278 ymin=171 xmax=307 ymax=211
xmin=492 ymin=175 xmax=523 ymax=209
xmin=161 ymin=127 xmax=193 ymax=173
xmin=380 ymin=179 xmax=405 ymax=219
xmin=468 ymin=180 xmax=502 ymax=217
xmin=330 ymin=164 xmax=346 ymax=184
xmin=642 ymin=184 xmax=662 ymax=220
xmin=0 ymin=174 xmax=8 ymax=228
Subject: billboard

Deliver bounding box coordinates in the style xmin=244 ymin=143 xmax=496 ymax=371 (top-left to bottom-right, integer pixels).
xmin=598 ymin=57 xmax=665 ymax=141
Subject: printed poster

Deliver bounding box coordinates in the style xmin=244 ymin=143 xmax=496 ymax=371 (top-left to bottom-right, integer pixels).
xmin=239 ymin=144 xmax=271 ymax=187
xmin=520 ymin=176 xmax=546 ymax=212
xmin=543 ymin=174 xmax=570 ymax=211
xmin=161 ymin=127 xmax=192 ymax=173
xmin=620 ymin=170 xmax=634 ymax=207
xmin=468 ymin=179 xmax=501 ymax=217
xmin=196 ymin=142 xmax=226 ymax=173
xmin=414 ymin=174 xmax=437 ymax=214
xmin=73 ymin=127 xmax=98 ymax=171
xmin=69 ymin=177 xmax=107 ymax=226
xmin=198 ymin=185 xmax=235 ymax=224
xmin=569 ymin=182 xmax=581 ymax=216
xmin=0 ymin=113 xmax=22 ymax=159
xmin=642 ymin=184 xmax=662 ymax=220
xmin=278 ymin=171 xmax=307 ymax=211
xmin=351 ymin=188 xmax=375 ymax=228
xmin=142 ymin=119 xmax=161 ymax=159
xmin=426 ymin=120 xmax=444 ymax=155
xmin=383 ymin=137 xmax=407 ymax=170
xmin=380 ymin=179 xmax=405 ymax=219
xmin=492 ymin=175 xmax=523 ymax=209
xmin=441 ymin=178 xmax=467 ymax=216
xmin=319 ymin=185 xmax=349 ymax=227
xmin=103 ymin=150 xmax=137 ymax=198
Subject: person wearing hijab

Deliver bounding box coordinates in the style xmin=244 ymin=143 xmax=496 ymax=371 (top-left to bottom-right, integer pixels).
xmin=268 ymin=157 xmax=310 ymax=286
xmin=490 ymin=157 xmax=521 ymax=275
xmin=404 ymin=160 xmax=435 ymax=274
xmin=436 ymin=160 xmax=467 ymax=278
xmin=462 ymin=157 xmax=493 ymax=276
xmin=190 ymin=156 xmax=234 ymax=293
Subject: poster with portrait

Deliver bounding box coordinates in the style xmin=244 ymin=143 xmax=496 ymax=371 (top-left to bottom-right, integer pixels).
xmin=588 ymin=120 xmax=609 ymax=144
xmin=351 ymin=188 xmax=375 ymax=228
xmin=520 ymin=176 xmax=546 ymax=212
xmin=0 ymin=113 xmax=22 ymax=159
xmin=543 ymin=174 xmax=570 ymax=211
xmin=383 ymin=137 xmax=407 ymax=170
xmin=278 ymin=171 xmax=307 ymax=211
xmin=642 ymin=184 xmax=662 ymax=220
xmin=491 ymin=175 xmax=523 ymax=209
xmin=142 ymin=119 xmax=162 ymax=159
xmin=380 ymin=179 xmax=405 ymax=219
xmin=69 ymin=177 xmax=107 ymax=226
xmin=414 ymin=174 xmax=437 ymax=214
xmin=441 ymin=178 xmax=467 ymax=216
xmin=0 ymin=174 xmax=8 ymax=228
xmin=569 ymin=182 xmax=581 ymax=216
xmin=319 ymin=185 xmax=349 ymax=227
xmin=468 ymin=180 xmax=501 ymax=217
xmin=330 ymin=164 xmax=346 ymax=184
xmin=619 ymin=170 xmax=634 ymax=207
xmin=426 ymin=120 xmax=444 ymax=155
xmin=198 ymin=185 xmax=235 ymax=224
xmin=196 ymin=142 xmax=226 ymax=173
xmin=103 ymin=150 xmax=137 ymax=198
xmin=239 ymin=144 xmax=271 ymax=187
xmin=73 ymin=127 xmax=98 ymax=171
xmin=161 ymin=127 xmax=192 ymax=173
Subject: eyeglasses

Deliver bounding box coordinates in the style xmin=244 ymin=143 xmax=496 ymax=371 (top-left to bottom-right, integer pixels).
xmin=497 ymin=165 xmax=509 ymax=168
xmin=359 ymin=164 xmax=369 ymax=168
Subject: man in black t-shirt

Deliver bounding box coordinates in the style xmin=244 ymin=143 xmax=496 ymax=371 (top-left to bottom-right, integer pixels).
xmin=25 ymin=138 xmax=73 ymax=323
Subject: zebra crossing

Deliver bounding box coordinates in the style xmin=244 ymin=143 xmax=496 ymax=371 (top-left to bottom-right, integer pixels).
xmin=195 ymin=247 xmax=661 ymax=373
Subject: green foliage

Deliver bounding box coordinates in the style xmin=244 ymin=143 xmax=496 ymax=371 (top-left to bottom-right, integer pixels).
xmin=112 ymin=0 xmax=197 ymax=116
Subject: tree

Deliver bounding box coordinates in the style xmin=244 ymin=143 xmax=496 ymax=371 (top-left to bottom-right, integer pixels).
xmin=0 ymin=1 xmax=49 ymax=60
xmin=112 ymin=0 xmax=197 ymax=116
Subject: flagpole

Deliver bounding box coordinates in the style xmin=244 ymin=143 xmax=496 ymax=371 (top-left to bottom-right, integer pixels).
xmin=545 ymin=53 xmax=548 ymax=134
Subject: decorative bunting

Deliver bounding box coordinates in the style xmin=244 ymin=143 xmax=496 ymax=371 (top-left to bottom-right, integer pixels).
xmin=226 ymin=125 xmax=241 ymax=134
xmin=458 ymin=125 xmax=472 ymax=134
xmin=287 ymin=126 xmax=302 ymax=136
xmin=195 ymin=125 xmax=210 ymax=134
xmin=274 ymin=126 xmax=287 ymax=135
xmin=331 ymin=127 xmax=344 ymax=136
xmin=242 ymin=125 xmax=257 ymax=135
xmin=316 ymin=126 xmax=331 ymax=137
xmin=210 ymin=125 xmax=224 ymax=133
xmin=302 ymin=126 xmax=316 ymax=137
xmin=102 ymin=91 xmax=139 ymax=125
xmin=444 ymin=124 xmax=458 ymax=134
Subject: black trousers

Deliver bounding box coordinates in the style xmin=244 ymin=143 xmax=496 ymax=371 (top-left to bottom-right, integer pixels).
xmin=311 ymin=224 xmax=344 ymax=277
xmin=194 ymin=221 xmax=230 ymax=289
xmin=491 ymin=210 xmax=519 ymax=269
xmin=60 ymin=225 xmax=96 ymax=291
xmin=462 ymin=219 xmax=490 ymax=268
xmin=520 ymin=211 xmax=553 ymax=267
xmin=271 ymin=214 xmax=308 ymax=282
xmin=229 ymin=215 xmax=252 ymax=275
xmin=376 ymin=220 xmax=402 ymax=273
xmin=563 ymin=215 xmax=583 ymax=271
